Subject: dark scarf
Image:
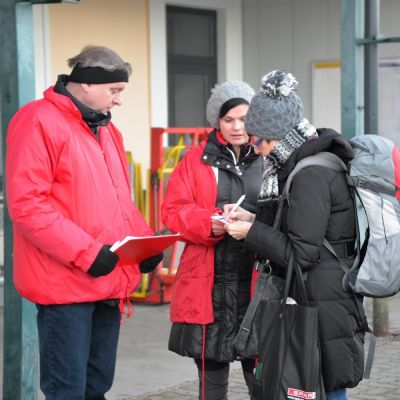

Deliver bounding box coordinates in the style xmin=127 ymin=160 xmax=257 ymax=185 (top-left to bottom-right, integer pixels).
xmin=259 ymin=118 xmax=318 ymax=199
xmin=54 ymin=75 xmax=111 ymax=133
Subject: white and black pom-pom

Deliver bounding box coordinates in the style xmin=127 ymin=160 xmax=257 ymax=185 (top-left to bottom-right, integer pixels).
xmin=261 ymin=69 xmax=298 ymax=99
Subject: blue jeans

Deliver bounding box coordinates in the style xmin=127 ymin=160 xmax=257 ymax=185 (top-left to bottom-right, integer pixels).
xmin=36 ymin=301 xmax=120 ymax=400
xmin=326 ymin=388 xmax=347 ymax=400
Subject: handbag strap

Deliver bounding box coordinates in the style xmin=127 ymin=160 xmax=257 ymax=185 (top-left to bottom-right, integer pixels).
xmin=282 ymin=252 xmax=308 ymax=306
xmin=274 ymin=197 xmax=308 ymax=306
xmin=235 ymin=269 xmax=270 ymax=352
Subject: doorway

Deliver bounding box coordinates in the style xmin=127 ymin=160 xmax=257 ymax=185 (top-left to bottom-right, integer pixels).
xmin=167 ymin=6 xmax=217 ymax=128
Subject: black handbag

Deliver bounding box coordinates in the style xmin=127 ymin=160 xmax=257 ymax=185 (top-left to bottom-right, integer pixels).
xmin=234 ymin=261 xmax=284 ymax=359
xmin=254 ymin=253 xmax=326 ymax=400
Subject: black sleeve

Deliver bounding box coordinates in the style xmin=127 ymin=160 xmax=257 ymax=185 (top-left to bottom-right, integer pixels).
xmin=245 ymin=167 xmax=332 ymax=270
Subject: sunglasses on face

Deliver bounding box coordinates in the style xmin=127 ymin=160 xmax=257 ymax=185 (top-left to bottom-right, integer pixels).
xmin=250 ymin=137 xmax=264 ymax=148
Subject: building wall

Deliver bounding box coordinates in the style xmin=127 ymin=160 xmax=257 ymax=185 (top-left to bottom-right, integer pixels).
xmin=33 ymin=0 xmax=400 ymax=178
xmin=149 ymin=0 xmax=243 ymax=127
xmin=38 ymin=0 xmax=243 ymax=184
xmin=47 ymin=0 xmax=151 ymax=182
xmin=242 ymin=0 xmax=400 ymax=124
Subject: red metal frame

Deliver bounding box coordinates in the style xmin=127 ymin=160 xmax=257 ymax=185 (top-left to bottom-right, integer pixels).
xmin=149 ymin=127 xmax=211 ymax=230
xmin=134 ymin=127 xmax=211 ymax=304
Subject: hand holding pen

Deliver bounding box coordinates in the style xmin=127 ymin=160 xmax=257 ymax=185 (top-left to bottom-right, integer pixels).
xmin=223 ymin=195 xmax=255 ymax=223
xmin=225 ymin=194 xmax=246 ymax=222
xmin=223 ymin=195 xmax=254 ymax=240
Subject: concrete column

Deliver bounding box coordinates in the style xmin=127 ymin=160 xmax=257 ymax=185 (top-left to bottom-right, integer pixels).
xmin=1 ymin=1 xmax=79 ymax=398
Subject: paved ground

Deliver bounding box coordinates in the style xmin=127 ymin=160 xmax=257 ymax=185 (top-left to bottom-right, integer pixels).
xmin=121 ymin=296 xmax=400 ymax=400
xmin=1 ymin=292 xmax=399 ymax=399
xmin=123 ymin=334 xmax=400 ymax=400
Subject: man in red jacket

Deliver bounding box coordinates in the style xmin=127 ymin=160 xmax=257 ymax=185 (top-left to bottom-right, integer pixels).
xmin=6 ymin=45 xmax=161 ymax=399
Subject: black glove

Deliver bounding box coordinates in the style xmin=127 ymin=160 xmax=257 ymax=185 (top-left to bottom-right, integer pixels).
xmin=139 ymin=252 xmax=163 ymax=273
xmin=87 ymin=245 xmax=119 ymax=277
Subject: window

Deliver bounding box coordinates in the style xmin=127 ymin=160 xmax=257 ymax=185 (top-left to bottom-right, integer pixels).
xmin=167 ymin=6 xmax=217 ymax=128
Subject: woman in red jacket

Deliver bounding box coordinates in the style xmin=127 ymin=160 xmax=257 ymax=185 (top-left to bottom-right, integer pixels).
xmin=162 ymin=81 xmax=263 ymax=399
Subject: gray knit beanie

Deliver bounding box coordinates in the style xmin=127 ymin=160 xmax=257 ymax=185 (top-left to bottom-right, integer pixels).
xmin=206 ymin=81 xmax=255 ymax=129
xmin=245 ymin=70 xmax=304 ymax=140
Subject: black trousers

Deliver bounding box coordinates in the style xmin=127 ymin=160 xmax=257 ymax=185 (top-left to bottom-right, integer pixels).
xmin=194 ymin=358 xmax=255 ymax=400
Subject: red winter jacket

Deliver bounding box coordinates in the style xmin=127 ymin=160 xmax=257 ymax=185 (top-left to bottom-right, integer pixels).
xmin=6 ymin=87 xmax=153 ymax=305
xmin=161 ymin=140 xmax=223 ymax=324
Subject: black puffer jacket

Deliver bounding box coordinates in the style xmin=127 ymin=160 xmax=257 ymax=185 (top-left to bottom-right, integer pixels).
xmin=169 ymin=131 xmax=264 ymax=362
xmin=245 ymin=129 xmax=367 ymax=392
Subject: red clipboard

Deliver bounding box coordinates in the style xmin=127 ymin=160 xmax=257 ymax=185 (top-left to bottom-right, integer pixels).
xmin=110 ymin=233 xmax=181 ymax=264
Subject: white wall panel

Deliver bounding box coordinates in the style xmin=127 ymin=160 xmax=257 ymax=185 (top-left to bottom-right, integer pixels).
xmin=326 ymin=0 xmax=341 ymax=59
xmin=292 ymin=0 xmax=332 ymax=116
xmin=242 ymin=5 xmax=260 ymax=90
xmin=380 ymin=1 xmax=400 ymax=58
xmin=256 ymin=3 xmax=293 ymax=82
xmin=242 ymin=0 xmax=400 ymax=129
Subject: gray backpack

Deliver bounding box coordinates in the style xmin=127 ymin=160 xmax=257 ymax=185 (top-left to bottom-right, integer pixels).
xmin=283 ymin=134 xmax=400 ymax=298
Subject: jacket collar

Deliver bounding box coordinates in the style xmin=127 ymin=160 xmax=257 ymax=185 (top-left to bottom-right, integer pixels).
xmin=203 ymin=129 xmax=256 ymax=163
xmin=54 ymin=75 xmax=111 ymax=129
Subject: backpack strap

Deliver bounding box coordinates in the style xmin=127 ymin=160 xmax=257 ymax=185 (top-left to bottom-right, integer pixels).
xmin=283 ymin=152 xmax=348 ymax=205
xmin=283 ymin=152 xmax=360 ymax=291
xmin=278 ymin=152 xmax=350 ymax=278
xmin=364 ymin=328 xmax=376 ymax=379
xmin=322 ymin=238 xmax=360 ymax=291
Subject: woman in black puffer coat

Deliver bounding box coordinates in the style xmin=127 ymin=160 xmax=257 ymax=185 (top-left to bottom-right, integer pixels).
xmin=224 ymin=70 xmax=367 ymax=400
xmin=162 ymin=80 xmax=263 ymax=400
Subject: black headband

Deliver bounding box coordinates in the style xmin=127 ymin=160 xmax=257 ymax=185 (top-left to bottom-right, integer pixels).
xmin=68 ymin=66 xmax=129 ymax=84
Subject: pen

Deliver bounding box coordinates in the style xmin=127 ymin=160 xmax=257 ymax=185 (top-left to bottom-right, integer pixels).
xmin=225 ymin=194 xmax=246 ymax=222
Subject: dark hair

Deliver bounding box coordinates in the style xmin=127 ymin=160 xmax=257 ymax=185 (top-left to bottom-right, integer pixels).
xmin=219 ymin=98 xmax=249 ymax=119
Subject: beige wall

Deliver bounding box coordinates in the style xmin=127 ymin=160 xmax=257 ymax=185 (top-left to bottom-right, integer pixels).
xmin=48 ymin=0 xmax=151 ymax=186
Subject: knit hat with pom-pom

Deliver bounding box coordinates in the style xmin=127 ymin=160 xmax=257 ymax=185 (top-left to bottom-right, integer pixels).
xmin=245 ymin=69 xmax=304 ymax=140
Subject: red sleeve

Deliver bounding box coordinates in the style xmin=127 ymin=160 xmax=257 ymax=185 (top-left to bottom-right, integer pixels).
xmin=6 ymin=107 xmax=103 ymax=272
xmin=161 ymin=151 xmax=222 ymax=246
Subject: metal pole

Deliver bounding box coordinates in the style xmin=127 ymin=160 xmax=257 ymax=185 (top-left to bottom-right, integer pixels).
xmin=341 ymin=0 xmax=365 ymax=139
xmin=364 ymin=0 xmax=380 ymax=134
xmin=364 ymin=0 xmax=389 ymax=336
xmin=373 ymin=298 xmax=389 ymax=336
